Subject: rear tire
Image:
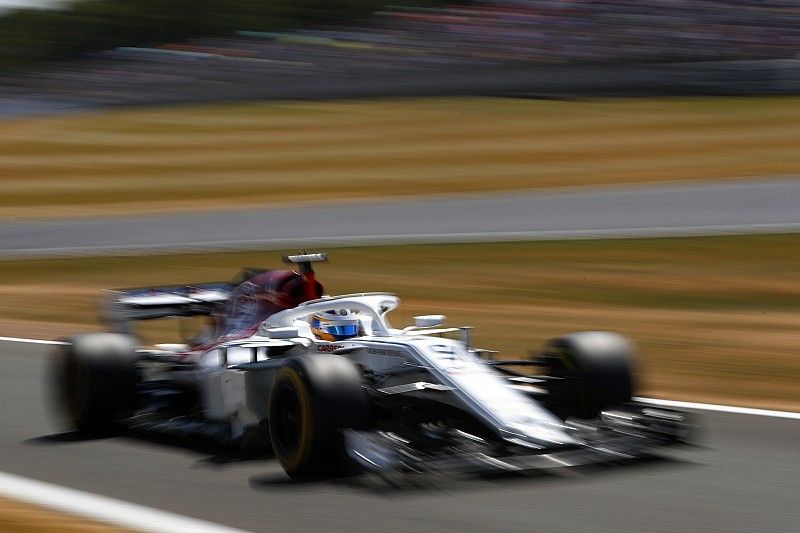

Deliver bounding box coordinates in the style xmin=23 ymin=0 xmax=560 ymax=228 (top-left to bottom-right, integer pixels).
xmin=51 ymin=333 xmax=140 ymax=434
xmin=268 ymin=354 xmax=368 ymax=478
xmin=539 ymin=331 xmax=634 ymax=419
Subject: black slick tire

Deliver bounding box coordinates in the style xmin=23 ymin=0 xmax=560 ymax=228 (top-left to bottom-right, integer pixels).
xmin=541 ymin=331 xmax=634 ymax=419
xmin=268 ymin=354 xmax=367 ymax=478
xmin=51 ymin=333 xmax=140 ymax=434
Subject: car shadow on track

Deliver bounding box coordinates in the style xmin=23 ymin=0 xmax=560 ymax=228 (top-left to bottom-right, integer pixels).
xmin=248 ymin=454 xmax=698 ymax=496
xmin=26 ymin=430 xmax=700 ymax=495
xmin=26 ymin=429 xmax=275 ymax=466
xmin=25 ymin=431 xmax=111 ymax=444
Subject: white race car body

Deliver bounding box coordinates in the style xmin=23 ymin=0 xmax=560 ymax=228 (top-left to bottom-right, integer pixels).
xmin=188 ymin=293 xmax=573 ymax=450
xmin=54 ymin=255 xmax=693 ymax=478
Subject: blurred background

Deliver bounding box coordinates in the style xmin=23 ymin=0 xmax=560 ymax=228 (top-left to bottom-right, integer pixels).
xmin=0 ymin=0 xmax=799 ymax=109
xmin=0 ymin=0 xmax=798 ymax=403
xmin=0 ymin=2 xmax=799 ymax=530
xmin=1 ymin=0 xmax=799 ymax=406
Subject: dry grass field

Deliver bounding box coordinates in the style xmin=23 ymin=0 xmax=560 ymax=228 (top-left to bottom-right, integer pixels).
xmin=1 ymin=96 xmax=799 ymax=219
xmin=1 ymin=236 xmax=799 ymax=410
xmin=0 ymin=497 xmax=124 ymax=532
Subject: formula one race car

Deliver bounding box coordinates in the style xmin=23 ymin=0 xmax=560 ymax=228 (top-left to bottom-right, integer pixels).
xmin=50 ymin=253 xmax=692 ymax=479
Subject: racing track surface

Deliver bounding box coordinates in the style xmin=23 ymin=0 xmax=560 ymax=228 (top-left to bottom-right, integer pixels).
xmin=3 ymin=178 xmax=800 ymax=257
xmin=2 ymin=341 xmax=798 ymax=532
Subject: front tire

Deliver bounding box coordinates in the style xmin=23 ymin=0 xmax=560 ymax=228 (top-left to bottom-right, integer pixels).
xmin=50 ymin=333 xmax=140 ymax=433
xmin=539 ymin=331 xmax=634 ymax=419
xmin=268 ymin=354 xmax=367 ymax=478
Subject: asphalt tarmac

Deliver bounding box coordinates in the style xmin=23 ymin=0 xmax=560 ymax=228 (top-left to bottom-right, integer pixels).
xmin=3 ymin=178 xmax=800 ymax=257
xmin=1 ymin=340 xmax=798 ymax=532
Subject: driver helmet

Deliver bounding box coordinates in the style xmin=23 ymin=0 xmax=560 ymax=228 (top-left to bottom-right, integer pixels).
xmin=311 ymin=309 xmax=360 ymax=341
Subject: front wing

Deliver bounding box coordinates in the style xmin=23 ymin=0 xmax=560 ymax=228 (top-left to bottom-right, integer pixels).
xmin=345 ymin=401 xmax=694 ymax=477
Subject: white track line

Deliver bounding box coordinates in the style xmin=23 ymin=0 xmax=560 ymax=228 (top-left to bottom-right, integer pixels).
xmin=4 ymin=335 xmax=798 ymax=420
xmin=0 ymin=336 xmax=65 ymax=345
xmin=0 ymin=471 xmax=248 ymax=533
xmin=635 ymin=397 xmax=800 ymax=420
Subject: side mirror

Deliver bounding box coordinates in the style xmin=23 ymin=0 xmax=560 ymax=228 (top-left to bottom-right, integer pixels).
xmin=414 ymin=315 xmax=446 ymax=328
xmin=265 ymin=327 xmax=299 ymax=339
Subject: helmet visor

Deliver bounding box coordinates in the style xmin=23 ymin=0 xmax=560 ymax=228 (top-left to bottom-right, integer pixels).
xmin=325 ymin=324 xmax=359 ymax=338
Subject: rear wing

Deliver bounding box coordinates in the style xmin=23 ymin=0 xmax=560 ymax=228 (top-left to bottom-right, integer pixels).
xmin=102 ymin=282 xmax=233 ymax=332
xmin=101 ymin=253 xmax=328 ymax=333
